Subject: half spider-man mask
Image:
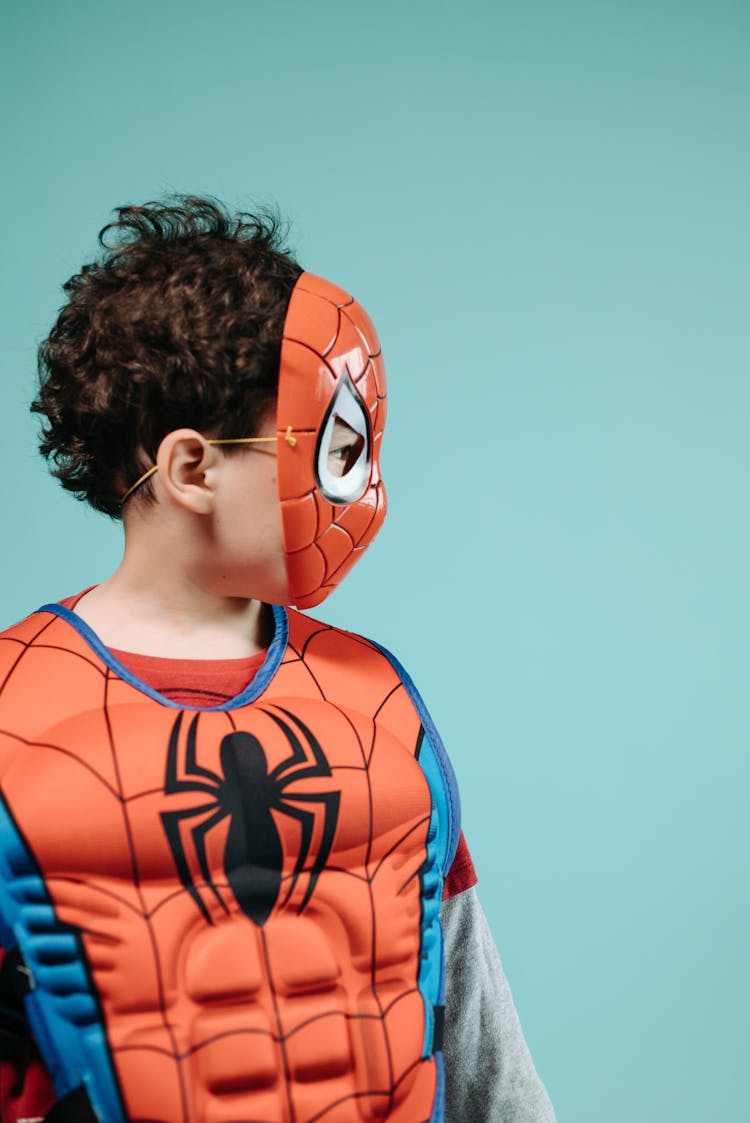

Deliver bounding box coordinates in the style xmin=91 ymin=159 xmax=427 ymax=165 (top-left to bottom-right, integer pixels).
xmin=276 ymin=273 xmax=387 ymax=609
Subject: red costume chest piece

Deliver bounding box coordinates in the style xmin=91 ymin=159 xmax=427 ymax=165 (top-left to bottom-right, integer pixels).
xmin=0 ymin=608 xmax=448 ymax=1123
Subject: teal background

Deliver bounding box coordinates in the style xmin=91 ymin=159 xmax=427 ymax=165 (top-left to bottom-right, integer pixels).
xmin=2 ymin=2 xmax=748 ymax=1119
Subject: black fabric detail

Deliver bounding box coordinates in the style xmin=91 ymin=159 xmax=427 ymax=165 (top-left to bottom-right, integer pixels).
xmin=0 ymin=946 xmax=32 ymax=1001
xmin=0 ymin=947 xmax=32 ymax=1060
xmin=432 ymin=1003 xmax=445 ymax=1053
xmin=0 ymin=1003 xmax=29 ymax=1061
xmin=44 ymin=1084 xmax=98 ymax=1123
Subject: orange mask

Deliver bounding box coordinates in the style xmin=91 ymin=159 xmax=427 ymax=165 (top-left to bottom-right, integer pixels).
xmin=277 ymin=273 xmax=387 ymax=609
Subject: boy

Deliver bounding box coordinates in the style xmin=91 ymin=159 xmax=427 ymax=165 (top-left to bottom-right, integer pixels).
xmin=0 ymin=197 xmax=554 ymax=1122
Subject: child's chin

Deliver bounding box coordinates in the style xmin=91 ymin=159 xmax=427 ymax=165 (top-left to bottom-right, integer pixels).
xmin=243 ymin=573 xmax=293 ymax=607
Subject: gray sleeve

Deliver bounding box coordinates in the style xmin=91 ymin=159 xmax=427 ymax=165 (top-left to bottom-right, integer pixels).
xmin=441 ymin=886 xmax=556 ymax=1123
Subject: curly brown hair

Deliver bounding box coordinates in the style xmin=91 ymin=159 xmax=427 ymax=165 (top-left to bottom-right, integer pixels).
xmin=32 ymin=195 xmax=303 ymax=517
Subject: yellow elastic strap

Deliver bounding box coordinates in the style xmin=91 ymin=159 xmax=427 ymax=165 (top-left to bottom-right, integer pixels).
xmin=121 ymin=464 xmax=159 ymax=503
xmin=120 ymin=427 xmax=297 ymax=505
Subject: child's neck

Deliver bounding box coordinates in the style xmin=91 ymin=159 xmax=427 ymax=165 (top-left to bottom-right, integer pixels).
xmin=73 ymin=567 xmax=272 ymax=660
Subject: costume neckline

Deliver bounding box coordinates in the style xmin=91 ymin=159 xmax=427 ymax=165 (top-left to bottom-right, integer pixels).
xmin=35 ymin=601 xmax=290 ymax=712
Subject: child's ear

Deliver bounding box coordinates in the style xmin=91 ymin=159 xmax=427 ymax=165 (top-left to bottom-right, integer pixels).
xmin=156 ymin=429 xmax=221 ymax=514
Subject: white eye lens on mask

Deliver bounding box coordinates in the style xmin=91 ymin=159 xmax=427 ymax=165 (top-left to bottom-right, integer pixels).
xmin=315 ymin=374 xmax=372 ymax=504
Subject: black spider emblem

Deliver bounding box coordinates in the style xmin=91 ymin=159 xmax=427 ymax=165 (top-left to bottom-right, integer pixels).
xmin=160 ymin=707 xmax=341 ymax=927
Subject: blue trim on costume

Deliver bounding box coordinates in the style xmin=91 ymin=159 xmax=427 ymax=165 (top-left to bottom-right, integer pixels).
xmin=369 ymin=642 xmax=461 ymax=874
xmin=369 ymin=641 xmax=461 ymax=1070
xmin=416 ymin=730 xmax=450 ymax=1056
xmin=0 ymin=796 xmax=124 ymax=1123
xmin=36 ymin=602 xmax=289 ymax=711
xmin=429 ymin=1052 xmax=446 ymax=1123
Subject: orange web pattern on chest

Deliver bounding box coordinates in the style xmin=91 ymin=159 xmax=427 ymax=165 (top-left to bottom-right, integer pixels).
xmin=0 ymin=610 xmax=439 ymax=1123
